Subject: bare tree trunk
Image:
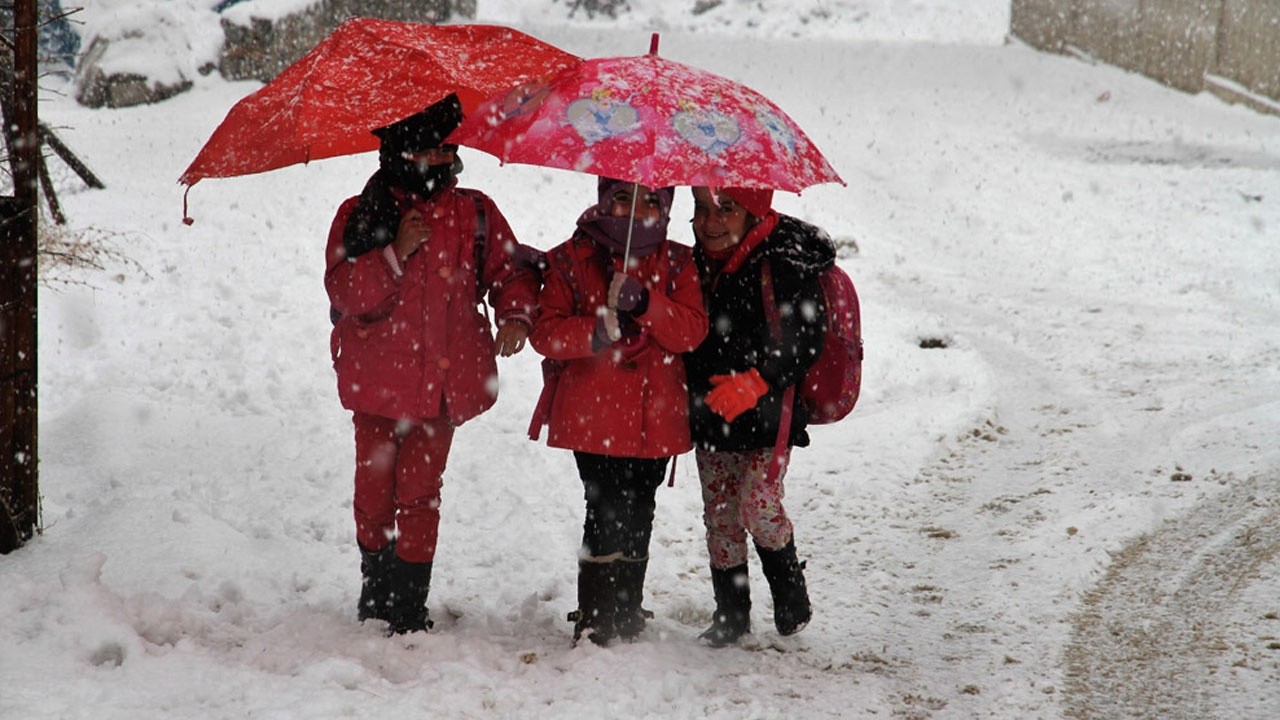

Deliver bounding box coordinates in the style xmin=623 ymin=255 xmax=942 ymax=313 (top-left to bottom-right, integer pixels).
xmin=1 ymin=0 xmax=41 ymax=554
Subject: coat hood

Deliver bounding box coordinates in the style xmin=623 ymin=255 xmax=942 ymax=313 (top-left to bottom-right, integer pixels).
xmin=759 ymin=214 xmax=837 ymax=278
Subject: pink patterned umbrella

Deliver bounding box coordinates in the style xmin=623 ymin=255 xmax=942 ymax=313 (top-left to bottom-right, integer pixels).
xmin=446 ymin=35 xmax=843 ymax=193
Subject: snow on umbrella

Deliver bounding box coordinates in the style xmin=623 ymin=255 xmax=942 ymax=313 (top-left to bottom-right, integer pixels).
xmin=446 ymin=34 xmax=844 ymax=194
xmin=178 ymin=18 xmax=578 ymax=219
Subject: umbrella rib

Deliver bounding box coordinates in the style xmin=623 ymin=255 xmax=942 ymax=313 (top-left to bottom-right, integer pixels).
xmin=351 ymin=20 xmax=449 ymax=75
xmin=647 ymin=54 xmax=666 ymax=187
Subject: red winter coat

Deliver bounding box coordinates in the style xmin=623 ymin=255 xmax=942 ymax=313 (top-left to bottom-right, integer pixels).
xmin=326 ymin=187 xmax=538 ymax=425
xmin=531 ymin=234 xmax=708 ymax=458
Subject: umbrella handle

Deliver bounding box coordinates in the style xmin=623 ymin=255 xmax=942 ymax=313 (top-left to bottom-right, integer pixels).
xmin=621 ymin=182 xmax=639 ymax=271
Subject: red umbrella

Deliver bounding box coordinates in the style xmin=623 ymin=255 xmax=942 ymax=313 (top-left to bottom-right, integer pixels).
xmin=446 ymin=34 xmax=844 ymax=194
xmin=179 ymin=18 xmax=578 ymax=192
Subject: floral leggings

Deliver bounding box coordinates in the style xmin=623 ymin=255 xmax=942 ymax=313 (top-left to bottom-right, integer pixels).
xmin=695 ymin=447 xmax=794 ymax=569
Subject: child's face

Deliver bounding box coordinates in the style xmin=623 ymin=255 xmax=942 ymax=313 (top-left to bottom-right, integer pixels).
xmin=608 ymin=185 xmax=664 ymax=225
xmin=401 ymin=144 xmax=458 ymax=170
xmin=691 ymin=187 xmax=751 ymax=253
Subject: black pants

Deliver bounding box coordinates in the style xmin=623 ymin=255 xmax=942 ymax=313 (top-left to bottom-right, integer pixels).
xmin=573 ymin=452 xmax=668 ymax=560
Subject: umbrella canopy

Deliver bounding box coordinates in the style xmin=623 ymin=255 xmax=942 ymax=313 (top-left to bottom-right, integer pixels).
xmin=446 ymin=35 xmax=844 ymax=193
xmin=178 ymin=18 xmax=578 ymax=187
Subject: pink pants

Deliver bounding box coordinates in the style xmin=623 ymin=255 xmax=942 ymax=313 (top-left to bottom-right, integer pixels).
xmin=352 ymin=412 xmax=455 ymax=563
xmin=695 ymin=447 xmax=794 ymax=569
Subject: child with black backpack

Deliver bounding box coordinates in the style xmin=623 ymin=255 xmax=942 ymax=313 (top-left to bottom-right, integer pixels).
xmin=684 ymin=186 xmax=842 ymax=647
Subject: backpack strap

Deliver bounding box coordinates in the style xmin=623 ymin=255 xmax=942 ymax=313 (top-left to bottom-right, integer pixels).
xmin=659 ymin=242 xmax=691 ymax=488
xmin=471 ymin=192 xmax=486 ymax=279
xmin=467 ymin=191 xmax=488 ymax=306
xmin=657 ymin=240 xmax=685 ymax=487
xmin=527 ymin=243 xmax=580 ymax=441
xmin=761 ymin=261 xmax=795 ymax=486
xmin=548 ymin=241 xmax=585 ymax=312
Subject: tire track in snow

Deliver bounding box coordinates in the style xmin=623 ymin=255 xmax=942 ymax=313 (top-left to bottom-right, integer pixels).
xmin=1063 ymin=475 xmax=1280 ymax=720
xmin=877 ymin=246 xmax=1280 ymax=713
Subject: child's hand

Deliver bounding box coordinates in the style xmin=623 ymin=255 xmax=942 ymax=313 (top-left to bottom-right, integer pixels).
xmin=393 ymin=209 xmax=429 ymax=261
xmin=495 ymin=320 xmax=530 ymax=357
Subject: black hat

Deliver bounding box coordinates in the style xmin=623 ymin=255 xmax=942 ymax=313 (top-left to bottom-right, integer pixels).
xmin=372 ymin=93 xmax=463 ymax=152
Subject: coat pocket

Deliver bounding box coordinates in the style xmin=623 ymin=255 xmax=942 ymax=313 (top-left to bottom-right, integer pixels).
xmin=333 ymin=317 xmax=420 ymax=417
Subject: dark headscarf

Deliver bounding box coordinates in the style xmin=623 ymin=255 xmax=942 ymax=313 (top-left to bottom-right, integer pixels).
xmin=341 ymin=94 xmax=464 ymax=259
xmin=372 ymin=93 xmax=463 ymax=198
xmin=575 ymin=177 xmax=674 ymax=259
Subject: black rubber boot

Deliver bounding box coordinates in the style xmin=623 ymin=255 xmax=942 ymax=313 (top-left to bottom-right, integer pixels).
xmin=385 ymin=557 xmax=433 ymax=635
xmin=756 ymin=539 xmax=811 ymax=636
xmin=700 ymin=563 xmax=752 ymax=647
xmin=569 ymin=559 xmax=617 ymax=647
xmin=356 ymin=543 xmax=396 ymax=623
xmin=613 ymin=557 xmax=654 ymax=641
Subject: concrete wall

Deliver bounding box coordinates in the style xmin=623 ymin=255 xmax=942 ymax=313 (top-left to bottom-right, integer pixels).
xmin=1216 ymin=0 xmax=1280 ymax=97
xmin=1011 ymin=0 xmax=1280 ymax=115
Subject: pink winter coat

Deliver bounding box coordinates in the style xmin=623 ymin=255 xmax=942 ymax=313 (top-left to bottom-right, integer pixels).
xmin=325 ymin=187 xmax=538 ymax=425
xmin=530 ymin=234 xmax=708 ymax=458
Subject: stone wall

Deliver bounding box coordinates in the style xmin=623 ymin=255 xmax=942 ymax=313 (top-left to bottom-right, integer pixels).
xmin=1011 ymin=0 xmax=1280 ymax=116
xmin=220 ymin=0 xmax=461 ymax=81
xmin=74 ymin=36 xmax=195 ymax=109
xmin=74 ymin=0 xmax=474 ymax=107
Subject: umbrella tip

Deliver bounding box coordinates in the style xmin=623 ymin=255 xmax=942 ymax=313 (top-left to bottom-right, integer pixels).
xmin=182 ymin=185 xmax=196 ymax=226
xmin=649 ymin=33 xmax=659 ymax=56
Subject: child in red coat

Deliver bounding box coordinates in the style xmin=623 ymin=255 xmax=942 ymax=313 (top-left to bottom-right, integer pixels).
xmin=325 ymin=94 xmax=538 ymax=635
xmin=530 ymin=178 xmax=708 ymax=646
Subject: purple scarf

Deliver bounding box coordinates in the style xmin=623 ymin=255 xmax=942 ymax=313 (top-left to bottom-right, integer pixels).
xmin=575 ymin=178 xmax=674 ymax=258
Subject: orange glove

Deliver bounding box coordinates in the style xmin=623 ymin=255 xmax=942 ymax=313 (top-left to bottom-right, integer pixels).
xmin=705 ymin=368 xmax=769 ymax=423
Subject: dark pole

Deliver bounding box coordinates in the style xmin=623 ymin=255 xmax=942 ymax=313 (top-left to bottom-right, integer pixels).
xmin=1 ymin=0 xmax=40 ymax=553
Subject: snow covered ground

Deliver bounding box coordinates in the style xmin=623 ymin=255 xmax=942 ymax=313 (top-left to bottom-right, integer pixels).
xmin=4 ymin=2 xmax=1280 ymax=718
